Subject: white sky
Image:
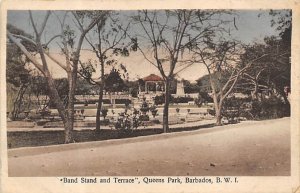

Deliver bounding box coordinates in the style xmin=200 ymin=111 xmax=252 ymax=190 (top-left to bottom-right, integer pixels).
xmin=7 ymin=10 xmax=283 ymax=82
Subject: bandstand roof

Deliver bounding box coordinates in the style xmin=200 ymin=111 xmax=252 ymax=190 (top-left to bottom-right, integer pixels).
xmin=142 ymin=74 xmax=163 ymax=82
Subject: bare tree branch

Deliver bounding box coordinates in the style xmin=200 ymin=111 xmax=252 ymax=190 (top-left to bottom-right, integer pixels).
xmin=45 ymin=34 xmax=62 ymax=47
xmin=38 ymin=11 xmax=51 ymax=37
xmin=7 ymin=31 xmax=45 ymax=74
xmin=44 ymin=52 xmax=68 ymax=72
xmin=10 ymin=34 xmax=36 ymax=45
xmin=29 ymin=11 xmax=39 ymax=38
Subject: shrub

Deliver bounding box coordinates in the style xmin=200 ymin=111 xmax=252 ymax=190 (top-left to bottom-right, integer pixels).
xmin=101 ymin=108 xmax=108 ymax=119
xmin=115 ymin=99 xmax=131 ymax=104
xmin=114 ymin=112 xmax=141 ymax=133
xmin=173 ymin=96 xmax=194 ymax=103
xmin=195 ymin=95 xmax=204 ymax=107
xmin=252 ymin=96 xmax=290 ymax=119
xmin=207 ymin=109 xmax=215 ymax=116
xmin=222 ymin=97 xmax=241 ymax=123
xmin=149 ymin=105 xmax=158 ymax=118
xmin=222 ymin=95 xmax=290 ymax=120
xmin=154 ymin=94 xmax=173 ymax=105
xmin=199 ymin=92 xmax=213 ymax=103
xmin=74 ymin=99 xmax=111 ymax=105
xmin=139 ymin=114 xmax=150 ymax=121
xmin=154 ymin=94 xmax=195 ymax=105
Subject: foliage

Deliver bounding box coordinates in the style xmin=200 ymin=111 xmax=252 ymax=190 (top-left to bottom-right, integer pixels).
xmin=131 ymin=10 xmax=235 ymax=132
xmin=182 ymin=79 xmax=199 ymax=93
xmin=113 ymin=111 xmax=141 ymax=133
xmin=194 ymin=92 xmax=213 ymax=107
xmin=6 ymin=25 xmax=35 ymax=118
xmin=207 ymin=109 xmax=215 ymax=116
xmin=196 ymin=74 xmax=212 ymax=92
xmin=140 ymin=97 xmax=150 ymax=112
xmin=78 ymin=60 xmax=96 ymax=80
xmin=154 ymin=94 xmax=172 ymax=105
xmin=7 ymin=24 xmax=37 ymax=52
xmin=194 ymin=95 xmax=204 ymax=107
xmin=239 ymin=35 xmax=290 ymax=103
xmin=6 ymin=47 xmax=31 ymax=87
xmin=115 ymin=99 xmax=131 ymax=104
xmin=101 ymin=108 xmax=108 ymax=118
xmin=269 ymin=10 xmax=292 ymax=37
xmin=221 ymin=96 xmax=290 ymax=121
xmin=154 ymin=94 xmax=196 ymax=105
xmin=126 ymin=80 xmax=139 ymax=97
xmin=222 ymin=97 xmax=243 ymax=123
xmin=139 ymin=114 xmax=150 ymax=122
xmin=6 ymin=25 xmax=34 ymax=85
xmin=238 ymin=10 xmax=291 ymax=103
xmin=250 ymin=96 xmax=290 ymax=119
xmin=173 ymin=96 xmax=194 ymax=103
xmin=149 ymin=105 xmax=158 ymax=118
xmin=104 ymin=68 xmax=127 ymax=92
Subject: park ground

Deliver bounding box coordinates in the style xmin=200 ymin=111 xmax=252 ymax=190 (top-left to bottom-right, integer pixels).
xmin=7 ymin=117 xmax=290 ymax=176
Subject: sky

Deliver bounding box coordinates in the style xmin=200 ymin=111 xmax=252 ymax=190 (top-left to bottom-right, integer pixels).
xmin=7 ymin=10 xmax=284 ymax=82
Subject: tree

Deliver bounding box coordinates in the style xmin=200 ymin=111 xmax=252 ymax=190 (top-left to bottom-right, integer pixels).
xmin=131 ymin=10 xmax=230 ymax=132
xmin=105 ymin=68 xmax=127 ymax=93
xmin=6 ymin=45 xmax=30 ymax=120
xmin=196 ymin=74 xmax=212 ymax=92
xmin=126 ymin=80 xmax=139 ymax=97
xmin=181 ymin=79 xmax=199 ymax=93
xmin=240 ymin=10 xmax=291 ymax=103
xmin=191 ymin=40 xmax=267 ymax=125
xmin=240 ymin=36 xmax=290 ymax=104
xmin=77 ymin=11 xmax=131 ymax=131
xmin=7 ymin=11 xmax=106 ymax=143
xmin=238 ymin=43 xmax=272 ymax=99
xmin=6 ymin=25 xmax=35 ymax=120
xmin=268 ymin=9 xmax=291 ymax=103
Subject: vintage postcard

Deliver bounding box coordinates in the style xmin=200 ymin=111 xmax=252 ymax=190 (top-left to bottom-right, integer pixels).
xmin=1 ymin=0 xmax=300 ymax=192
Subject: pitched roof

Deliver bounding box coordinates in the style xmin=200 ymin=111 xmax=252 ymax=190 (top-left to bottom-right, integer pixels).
xmin=142 ymin=74 xmax=163 ymax=81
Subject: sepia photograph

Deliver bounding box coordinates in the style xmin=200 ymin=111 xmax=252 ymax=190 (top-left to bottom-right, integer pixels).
xmin=5 ymin=8 xmax=293 ymax=177
xmin=1 ymin=1 xmax=299 ymax=192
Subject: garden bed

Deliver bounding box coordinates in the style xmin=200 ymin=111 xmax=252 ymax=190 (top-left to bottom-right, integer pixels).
xmin=7 ymin=123 xmax=215 ymax=149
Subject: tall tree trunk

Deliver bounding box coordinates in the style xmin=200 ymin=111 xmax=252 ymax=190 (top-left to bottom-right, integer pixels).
xmin=252 ymin=82 xmax=259 ymax=100
xmin=37 ymin=37 xmax=73 ymax=143
xmin=64 ymin=119 xmax=74 ymax=143
xmin=45 ymin=71 xmax=72 ymax=143
xmin=16 ymin=85 xmax=27 ymax=117
xmin=217 ymin=100 xmax=224 ymax=126
xmin=47 ymin=78 xmax=66 ymax=121
xmin=27 ymin=92 xmax=32 ymax=111
xmin=95 ymin=83 xmax=104 ymax=131
xmin=215 ymin=107 xmax=222 ymax=126
xmin=213 ymin=97 xmax=223 ymax=126
xmin=12 ymin=84 xmax=25 ymax=120
xmin=209 ymin=75 xmax=223 ymax=126
xmin=64 ymin=68 xmax=78 ymax=143
xmin=96 ymin=62 xmax=105 ymax=132
xmin=163 ymin=79 xmax=170 ymax=133
xmin=46 ymin=71 xmax=71 ymax=142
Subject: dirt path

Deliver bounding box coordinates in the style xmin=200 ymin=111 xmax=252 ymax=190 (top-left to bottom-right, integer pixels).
xmin=8 ymin=118 xmax=290 ymax=176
